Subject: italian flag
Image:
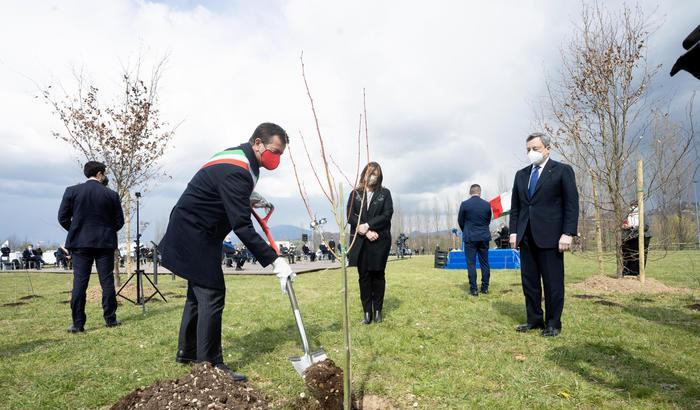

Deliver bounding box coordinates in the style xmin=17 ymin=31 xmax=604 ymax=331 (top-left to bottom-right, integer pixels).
xmin=489 ymin=191 xmax=512 ymax=219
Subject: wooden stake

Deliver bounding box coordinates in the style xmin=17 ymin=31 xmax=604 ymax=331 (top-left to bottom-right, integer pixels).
xmin=637 ymin=159 xmax=645 ymax=283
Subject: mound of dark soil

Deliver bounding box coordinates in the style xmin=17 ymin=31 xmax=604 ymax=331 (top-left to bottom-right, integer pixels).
xmin=303 ymin=359 xmax=349 ymax=410
xmin=110 ymin=363 xmax=271 ymax=410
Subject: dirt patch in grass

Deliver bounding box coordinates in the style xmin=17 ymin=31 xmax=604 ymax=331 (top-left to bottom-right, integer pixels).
xmin=1 ymin=301 xmax=27 ymax=307
xmin=571 ymin=275 xmax=689 ymax=295
xmin=594 ymin=300 xmax=623 ymax=308
xmin=19 ymin=295 xmax=43 ymax=300
xmin=687 ymin=303 xmax=700 ymax=311
xmin=500 ymin=289 xmax=513 ymax=294
xmin=87 ymin=285 xmax=165 ymax=302
xmin=110 ymin=362 xmax=271 ymax=410
xmin=57 ymin=300 xmax=70 ymax=304
xmin=572 ymin=294 xmax=602 ymax=300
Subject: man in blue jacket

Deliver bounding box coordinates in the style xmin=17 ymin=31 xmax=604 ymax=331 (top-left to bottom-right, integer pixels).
xmin=58 ymin=161 xmax=125 ymax=333
xmin=159 ymin=123 xmax=295 ymax=382
xmin=458 ymin=184 xmax=493 ymax=296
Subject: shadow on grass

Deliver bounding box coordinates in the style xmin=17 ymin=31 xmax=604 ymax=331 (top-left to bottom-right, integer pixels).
xmin=0 ymin=338 xmax=61 ymax=358
xmin=549 ymin=342 xmax=700 ymax=408
xmin=622 ymin=304 xmax=700 ymax=337
xmin=225 ymin=321 xmax=341 ymax=369
xmin=117 ymin=303 xmax=183 ymax=324
xmin=491 ymin=300 xmax=525 ymax=325
xmin=382 ymin=296 xmax=402 ymax=314
xmin=455 ymin=283 xmax=471 ymax=295
xmin=356 ymin=350 xmax=379 ymax=401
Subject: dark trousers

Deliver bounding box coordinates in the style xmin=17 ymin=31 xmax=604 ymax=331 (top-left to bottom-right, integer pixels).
xmin=519 ymin=225 xmax=565 ymax=329
xmin=464 ymin=240 xmax=490 ymax=292
xmin=70 ymin=248 xmax=117 ymax=327
xmin=178 ymin=281 xmax=226 ymax=364
xmin=621 ymin=235 xmax=651 ymax=276
xmin=357 ymin=246 xmax=385 ymax=313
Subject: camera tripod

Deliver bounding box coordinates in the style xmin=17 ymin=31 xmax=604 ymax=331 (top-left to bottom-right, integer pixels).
xmin=117 ymin=192 xmax=166 ymax=312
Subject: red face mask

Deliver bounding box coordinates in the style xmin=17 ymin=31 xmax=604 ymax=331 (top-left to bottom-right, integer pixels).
xmin=260 ymin=149 xmax=281 ymax=170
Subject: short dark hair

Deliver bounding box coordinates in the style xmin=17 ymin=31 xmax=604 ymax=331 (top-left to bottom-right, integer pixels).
xmin=469 ymin=184 xmax=481 ymax=195
xmin=84 ymin=161 xmax=106 ymax=178
xmin=249 ymin=123 xmax=289 ymax=146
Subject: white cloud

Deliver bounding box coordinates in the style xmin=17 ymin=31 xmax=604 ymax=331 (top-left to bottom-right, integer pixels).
xmin=0 ymin=0 xmax=697 ymax=243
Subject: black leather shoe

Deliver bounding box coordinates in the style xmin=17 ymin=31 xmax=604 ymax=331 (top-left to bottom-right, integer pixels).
xmin=516 ymin=323 xmax=544 ymax=332
xmin=105 ymin=320 xmax=121 ymax=328
xmin=469 ymin=290 xmax=478 ymax=297
xmin=67 ymin=325 xmax=84 ymax=333
xmin=175 ymin=350 xmax=196 ymax=364
xmin=214 ymin=363 xmax=247 ymax=382
xmin=541 ymin=327 xmax=560 ymax=337
xmin=361 ymin=312 xmax=372 ymax=324
xmin=374 ymin=310 xmax=383 ymax=323
xmin=480 ymin=288 xmax=489 ymax=294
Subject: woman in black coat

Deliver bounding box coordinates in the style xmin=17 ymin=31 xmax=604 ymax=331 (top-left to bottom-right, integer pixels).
xmin=347 ymin=162 xmax=393 ymax=324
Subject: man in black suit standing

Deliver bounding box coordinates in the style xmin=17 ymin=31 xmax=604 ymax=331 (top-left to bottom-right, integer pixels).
xmin=458 ymin=184 xmax=493 ymax=296
xmin=159 ymin=123 xmax=295 ymax=382
xmin=509 ymin=133 xmax=578 ymax=337
xmin=58 ymin=161 xmax=125 ymax=333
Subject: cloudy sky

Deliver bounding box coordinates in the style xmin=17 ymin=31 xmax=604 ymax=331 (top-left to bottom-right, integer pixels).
xmin=0 ymin=0 xmax=697 ymax=246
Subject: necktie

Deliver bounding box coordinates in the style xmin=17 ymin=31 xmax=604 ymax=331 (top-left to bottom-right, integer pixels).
xmin=528 ymin=165 xmax=540 ymax=199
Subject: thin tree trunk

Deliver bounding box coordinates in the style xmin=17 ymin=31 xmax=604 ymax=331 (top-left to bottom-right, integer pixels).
xmin=339 ymin=184 xmax=352 ymax=410
xmin=591 ymin=173 xmax=604 ymax=275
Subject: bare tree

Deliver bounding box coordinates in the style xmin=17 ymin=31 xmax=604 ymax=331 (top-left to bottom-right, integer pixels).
xmin=43 ymin=56 xmax=177 ymax=285
xmin=290 ymin=54 xmax=372 ymax=409
xmin=541 ymin=2 xmax=696 ymax=276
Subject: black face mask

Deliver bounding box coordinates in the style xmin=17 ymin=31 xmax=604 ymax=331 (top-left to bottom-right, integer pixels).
xmin=101 ymin=176 xmax=109 ymax=186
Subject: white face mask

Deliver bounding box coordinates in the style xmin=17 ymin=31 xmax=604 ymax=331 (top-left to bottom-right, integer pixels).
xmin=368 ymin=175 xmax=378 ymax=186
xmin=528 ymin=150 xmax=544 ymax=165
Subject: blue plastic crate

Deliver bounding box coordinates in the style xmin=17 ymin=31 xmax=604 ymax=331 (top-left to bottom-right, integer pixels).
xmin=444 ymin=249 xmax=520 ymax=269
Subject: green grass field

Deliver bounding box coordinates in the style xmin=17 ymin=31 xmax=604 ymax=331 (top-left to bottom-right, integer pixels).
xmin=1 ymin=251 xmax=699 ymax=409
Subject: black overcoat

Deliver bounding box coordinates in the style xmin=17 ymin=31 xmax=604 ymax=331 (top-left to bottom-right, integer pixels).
xmin=346 ymin=187 xmax=393 ymax=271
xmin=159 ymin=143 xmax=278 ymax=290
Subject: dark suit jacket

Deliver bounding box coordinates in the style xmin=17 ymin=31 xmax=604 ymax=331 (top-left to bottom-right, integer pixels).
xmin=346 ymin=187 xmax=393 ymax=271
xmin=458 ymin=196 xmax=492 ymax=243
xmin=58 ymin=180 xmax=124 ymax=250
xmin=23 ymin=249 xmax=38 ymax=259
xmin=159 ymin=143 xmax=278 ymax=290
xmin=509 ymin=158 xmax=579 ymax=248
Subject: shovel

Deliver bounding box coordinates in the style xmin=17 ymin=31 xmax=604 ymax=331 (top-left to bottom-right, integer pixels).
xmin=251 ymin=205 xmax=328 ymax=377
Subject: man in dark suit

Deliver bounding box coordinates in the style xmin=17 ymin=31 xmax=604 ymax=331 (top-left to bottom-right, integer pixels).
xmin=159 ymin=123 xmax=295 ymax=382
xmin=22 ymin=244 xmax=43 ymax=270
xmin=509 ymin=132 xmax=578 ymax=337
xmin=458 ymin=184 xmax=493 ymax=296
xmin=58 ymin=161 xmax=124 ymax=333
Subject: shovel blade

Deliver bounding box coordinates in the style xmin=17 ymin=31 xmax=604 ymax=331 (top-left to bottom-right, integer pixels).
xmin=290 ymin=350 xmax=328 ymax=376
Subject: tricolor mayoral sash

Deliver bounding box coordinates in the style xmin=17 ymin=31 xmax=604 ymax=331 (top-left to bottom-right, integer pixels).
xmin=201 ymin=148 xmax=258 ymax=186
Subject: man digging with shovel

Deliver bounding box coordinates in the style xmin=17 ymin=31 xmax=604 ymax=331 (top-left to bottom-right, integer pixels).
xmin=159 ymin=123 xmax=295 ymax=382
